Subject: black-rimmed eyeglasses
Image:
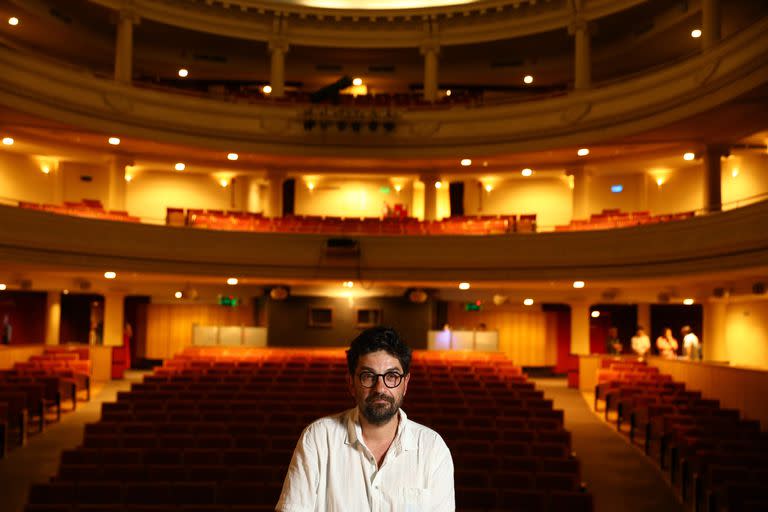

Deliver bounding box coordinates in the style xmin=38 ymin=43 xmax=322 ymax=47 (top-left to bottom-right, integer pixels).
xmin=358 ymin=371 xmax=404 ymax=389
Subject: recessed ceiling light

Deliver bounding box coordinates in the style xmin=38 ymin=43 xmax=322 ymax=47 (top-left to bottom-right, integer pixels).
xmin=227 ymin=277 xmax=238 ymax=285
xmin=174 ymin=291 xmax=183 ymax=299
xmin=523 ymin=75 xmax=534 ymax=84
xmin=434 ymin=181 xmax=442 ymax=189
xmin=591 ymin=310 xmax=600 ymax=318
xmin=572 ymin=280 xmax=585 ymax=289
xmin=8 ymin=17 xmax=19 ymax=26
xmin=521 ymin=168 xmax=533 ymax=177
xmin=445 ymin=89 xmax=452 ymax=96
xmin=0 ymin=283 xmax=6 ymax=291
xmin=124 ymin=174 xmax=133 ymax=182
xmin=577 ymin=148 xmax=590 ymax=157
xmin=458 ymin=282 xmax=470 ymax=290
xmin=219 ymin=179 xmax=229 ymax=188
xmin=2 ymin=137 xmax=14 ymax=145
xmin=393 ymin=184 xmax=402 ymax=192
xmin=683 ymin=298 xmax=695 ymax=305
xmin=62 ymin=289 xmax=69 ymax=295
xmin=484 ymin=183 xmax=493 ymax=192
xmin=523 ymin=298 xmax=534 ymax=306
xmin=352 ymin=77 xmax=363 ymax=86
xmin=104 ymin=271 xmax=117 ymax=279
xmin=460 ymin=158 xmax=472 ymax=167
xmin=691 ymin=29 xmax=702 ymax=38
xmin=262 ymin=85 xmax=272 ymax=94
xmin=227 ymin=153 xmax=238 ymax=161
xmin=175 ymin=162 xmax=186 ymax=171
xmin=178 ymin=68 xmax=189 ymax=78
xmin=41 ymin=165 xmax=51 ymax=174
xmin=683 ymin=152 xmax=695 ymax=161
xmin=108 ymin=137 xmax=121 ymax=146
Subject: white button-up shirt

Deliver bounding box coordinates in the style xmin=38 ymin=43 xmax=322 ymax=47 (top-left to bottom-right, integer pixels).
xmin=276 ymin=408 xmax=455 ymax=512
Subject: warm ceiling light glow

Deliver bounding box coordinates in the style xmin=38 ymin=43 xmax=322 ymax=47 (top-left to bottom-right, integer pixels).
xmin=656 ymin=177 xmax=665 ymax=187
xmin=572 ymin=280 xmax=585 ymax=289
xmin=393 ymin=184 xmax=402 ymax=193
xmin=2 ymin=137 xmax=14 ymax=145
xmin=0 ymin=283 xmax=6 ymax=291
xmin=434 ymin=181 xmax=442 ymax=189
xmin=8 ymin=17 xmax=19 ymax=26
xmin=104 ymin=271 xmax=117 ymax=279
xmin=484 ymin=183 xmax=493 ymax=192
xmin=227 ymin=153 xmax=239 ymax=161
xmin=307 ymin=181 xmax=316 ymax=191
xmin=227 ymin=277 xmax=238 ymax=285
xmin=521 ymin=168 xmax=533 ymax=177
xmin=523 ymin=75 xmax=534 ymax=84
xmin=458 ymin=282 xmax=471 ymax=290
xmin=352 ymin=77 xmax=363 ymax=86
xmin=591 ymin=310 xmax=600 ymax=318
xmin=62 ymin=289 xmax=69 ymax=295
xmin=124 ymin=174 xmax=132 ymax=182
xmin=342 ymin=281 xmax=354 ymax=288
xmin=262 ymin=85 xmax=272 ymax=94
xmin=219 ymin=179 xmax=229 ymax=188
xmin=523 ymin=298 xmax=534 ymax=306
xmin=174 ymin=291 xmax=183 ymax=299
xmin=683 ymin=298 xmax=695 ymax=305
xmin=178 ymin=68 xmax=189 ymax=78
xmin=41 ymin=165 xmax=51 ymax=174
xmin=175 ymin=162 xmax=186 ymax=171
xmin=683 ymin=152 xmax=695 ymax=161
xmin=577 ymin=148 xmax=590 ymax=157
xmin=691 ymin=29 xmax=702 ymax=38
xmin=731 ymin=168 xmax=739 ymax=178
xmin=445 ymin=89 xmax=452 ymax=96
xmin=108 ymin=137 xmax=121 ymax=146
xmin=460 ymin=158 xmax=472 ymax=167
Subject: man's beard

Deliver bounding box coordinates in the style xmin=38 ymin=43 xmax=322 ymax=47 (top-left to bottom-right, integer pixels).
xmin=360 ymin=392 xmax=401 ymax=426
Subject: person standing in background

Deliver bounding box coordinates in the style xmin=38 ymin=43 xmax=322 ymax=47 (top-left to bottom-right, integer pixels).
xmin=606 ymin=326 xmax=623 ymax=355
xmin=1 ymin=314 xmax=11 ymax=345
xmin=681 ymin=326 xmax=701 ymax=360
xmin=656 ymin=327 xmax=679 ymax=359
xmin=631 ymin=326 xmax=651 ymax=359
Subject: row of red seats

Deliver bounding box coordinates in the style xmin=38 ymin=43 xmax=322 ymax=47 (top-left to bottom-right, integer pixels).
xmin=555 ymin=209 xmax=696 ymax=231
xmin=594 ymin=360 xmax=768 ymax=512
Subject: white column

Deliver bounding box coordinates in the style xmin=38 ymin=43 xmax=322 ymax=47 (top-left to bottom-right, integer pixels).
xmin=114 ymin=9 xmax=138 ymax=83
xmin=637 ymin=303 xmax=651 ymax=335
xmin=45 ymin=291 xmax=61 ymax=346
xmin=569 ymin=18 xmax=592 ymax=90
xmin=569 ymin=167 xmax=591 ymax=220
xmin=420 ymin=43 xmax=440 ymax=102
xmin=108 ymin=156 xmax=131 ymax=212
xmin=703 ymin=299 xmax=727 ymax=362
xmin=570 ymin=301 xmax=591 ymax=355
xmin=103 ymin=293 xmax=125 ymax=347
xmin=245 ymin=176 xmax=262 ymax=214
xmin=265 ymin=170 xmax=285 ymax=218
xmin=269 ymin=39 xmax=289 ymax=98
xmin=702 ymin=0 xmax=721 ymax=51
xmin=51 ymin=162 xmax=64 ymax=205
xmin=420 ymin=174 xmax=440 ymax=221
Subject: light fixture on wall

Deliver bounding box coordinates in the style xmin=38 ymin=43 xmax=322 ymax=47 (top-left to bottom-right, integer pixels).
xmin=572 ymin=280 xmax=586 ymax=289
xmin=591 ymin=310 xmax=600 ymax=318
xmin=523 ymin=298 xmax=534 ymax=306
xmin=175 ymin=163 xmax=186 ymax=171
xmin=683 ymin=298 xmax=695 ymax=305
xmin=460 ymin=159 xmax=472 ymax=167
xmin=408 ymin=289 xmax=429 ymax=303
xmin=269 ymin=286 xmax=289 ymax=300
xmin=492 ymin=294 xmax=508 ymax=306
xmin=459 ymin=282 xmax=471 ymax=290
xmin=521 ymin=168 xmax=533 ymax=177
xmin=2 ymin=137 xmax=14 ymax=145
xmin=41 ymin=164 xmax=51 ymax=175
xmin=227 ymin=153 xmax=239 ymax=161
xmin=8 ymin=17 xmax=19 ymax=26
xmin=0 ymin=283 xmax=6 ymax=291
xmin=104 ymin=271 xmax=117 ymax=279
xmin=226 ymin=277 xmax=238 ymax=286
xmin=262 ymin=85 xmax=272 ymax=95
xmin=577 ymin=148 xmax=590 ymax=157
xmin=683 ymin=152 xmax=696 ymax=161
xmin=523 ymin=75 xmax=534 ymax=84
xmin=178 ymin=68 xmax=189 ymax=78
xmin=691 ymin=29 xmax=702 ymax=38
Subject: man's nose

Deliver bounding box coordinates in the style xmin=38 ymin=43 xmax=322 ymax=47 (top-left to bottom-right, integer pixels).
xmin=374 ymin=375 xmax=388 ymax=392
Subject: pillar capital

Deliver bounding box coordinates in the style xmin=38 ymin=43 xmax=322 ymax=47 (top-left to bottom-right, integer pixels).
xmin=114 ymin=0 xmax=141 ymax=25
xmin=419 ymin=40 xmax=440 ymax=57
xmin=567 ymin=17 xmax=591 ymax=36
xmin=268 ymin=38 xmax=290 ymax=55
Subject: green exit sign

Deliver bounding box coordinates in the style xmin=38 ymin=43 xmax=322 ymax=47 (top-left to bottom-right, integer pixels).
xmin=219 ymin=295 xmax=239 ymax=307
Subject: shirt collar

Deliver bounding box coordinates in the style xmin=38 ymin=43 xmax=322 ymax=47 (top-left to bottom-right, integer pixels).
xmin=345 ymin=407 xmax=416 ymax=453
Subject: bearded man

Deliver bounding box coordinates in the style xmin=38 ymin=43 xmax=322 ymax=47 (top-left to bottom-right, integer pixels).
xmin=276 ymin=326 xmax=455 ymax=512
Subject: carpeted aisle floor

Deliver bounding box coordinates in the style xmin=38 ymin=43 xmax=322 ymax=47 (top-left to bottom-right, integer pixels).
xmin=533 ymin=378 xmax=683 ymax=512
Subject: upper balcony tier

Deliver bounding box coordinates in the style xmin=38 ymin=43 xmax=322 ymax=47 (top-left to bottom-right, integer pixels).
xmin=1 ymin=14 xmax=767 ymax=158
xmin=1 ymin=199 xmax=766 ymax=283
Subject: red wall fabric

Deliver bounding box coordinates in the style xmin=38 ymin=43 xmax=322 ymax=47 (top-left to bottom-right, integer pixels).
xmin=0 ymin=291 xmax=47 ymax=344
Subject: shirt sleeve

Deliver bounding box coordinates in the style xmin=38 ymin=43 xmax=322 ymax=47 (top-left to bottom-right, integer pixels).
xmin=429 ymin=437 xmax=456 ymax=512
xmin=275 ymin=426 xmax=320 ymax=512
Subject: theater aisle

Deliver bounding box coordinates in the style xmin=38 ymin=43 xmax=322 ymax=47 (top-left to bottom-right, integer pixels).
xmin=0 ymin=371 xmax=143 ymax=512
xmin=533 ymin=378 xmax=683 ymax=512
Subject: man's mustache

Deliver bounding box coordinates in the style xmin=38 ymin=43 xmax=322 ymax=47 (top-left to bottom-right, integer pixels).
xmin=366 ymin=393 xmax=394 ymax=404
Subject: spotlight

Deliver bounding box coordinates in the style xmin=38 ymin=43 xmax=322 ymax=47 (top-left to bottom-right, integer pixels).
xmin=262 ymin=85 xmax=272 ymax=95
xmin=227 ymin=277 xmax=238 ymax=286
xmin=104 ymin=271 xmax=117 ymax=279
xmin=178 ymin=68 xmax=189 ymax=78
xmin=108 ymin=137 xmax=121 ymax=146
xmin=577 ymin=148 xmax=590 ymax=157
xmin=683 ymin=298 xmax=694 ymax=305
xmin=227 ymin=153 xmax=239 ymax=161
xmin=459 ymin=282 xmax=471 ymax=290
xmin=572 ymin=281 xmax=585 ymax=289
xmin=691 ymin=29 xmax=702 ymax=38
xmin=591 ymin=310 xmax=600 ymax=318
xmin=683 ymin=152 xmax=695 ymax=161
xmin=523 ymin=298 xmax=534 ymax=306
xmin=523 ymin=75 xmax=534 ymax=84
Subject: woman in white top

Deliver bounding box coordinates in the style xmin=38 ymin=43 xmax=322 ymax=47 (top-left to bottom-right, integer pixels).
xmin=631 ymin=327 xmax=651 ymax=358
xmin=656 ymin=327 xmax=678 ymax=359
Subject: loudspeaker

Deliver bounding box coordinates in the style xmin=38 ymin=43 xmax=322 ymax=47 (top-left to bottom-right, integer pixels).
xmin=753 ymin=282 xmax=766 ymax=295
xmin=326 ymin=238 xmax=359 ymax=257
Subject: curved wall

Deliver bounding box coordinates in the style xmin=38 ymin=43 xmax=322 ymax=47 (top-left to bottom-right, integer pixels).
xmin=1 ymin=16 xmax=767 ymax=157
xmin=0 ymin=200 xmax=766 ymax=281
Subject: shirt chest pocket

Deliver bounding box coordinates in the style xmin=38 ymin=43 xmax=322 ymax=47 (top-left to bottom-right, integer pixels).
xmin=399 ymin=487 xmax=431 ymax=512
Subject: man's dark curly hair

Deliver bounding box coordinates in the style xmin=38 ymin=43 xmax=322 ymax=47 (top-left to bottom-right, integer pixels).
xmin=346 ymin=326 xmax=413 ymax=376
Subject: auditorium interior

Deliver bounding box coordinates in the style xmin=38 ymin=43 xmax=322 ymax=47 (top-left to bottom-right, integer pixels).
xmin=1 ymin=0 xmax=768 ymax=510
